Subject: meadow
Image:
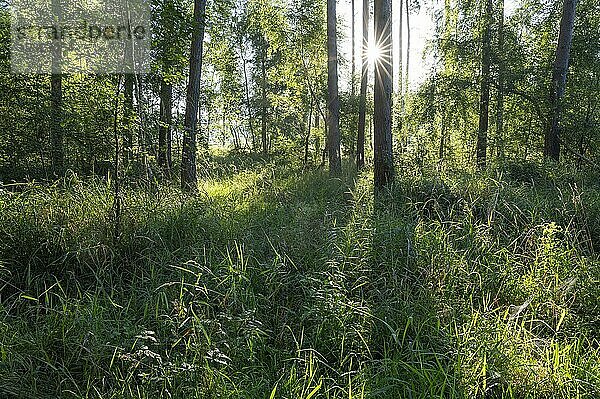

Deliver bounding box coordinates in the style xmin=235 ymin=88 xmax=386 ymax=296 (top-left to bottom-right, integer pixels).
xmin=1 ymin=154 xmax=599 ymax=398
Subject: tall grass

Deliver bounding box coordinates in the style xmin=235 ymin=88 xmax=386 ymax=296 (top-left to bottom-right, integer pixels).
xmin=0 ymin=156 xmax=599 ymax=398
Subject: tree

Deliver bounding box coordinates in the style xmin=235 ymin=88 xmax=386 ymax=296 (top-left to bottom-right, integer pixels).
xmin=476 ymin=0 xmax=492 ymax=170
xmin=404 ymin=0 xmax=410 ymax=94
xmin=326 ymin=0 xmax=342 ymax=175
xmin=260 ymin=45 xmax=268 ymax=154
xmin=158 ymin=80 xmax=172 ymax=173
xmin=357 ymin=0 xmax=369 ymax=169
xmin=545 ymin=0 xmax=578 ymax=161
xmin=154 ymin=0 xmax=189 ymax=176
xmin=123 ymin=73 xmax=134 ymax=167
xmin=50 ymin=0 xmax=63 ymax=176
xmin=351 ymin=0 xmax=356 ymax=97
xmin=237 ymin=19 xmax=255 ymax=146
xmin=289 ymin=0 xmax=327 ymax=164
xmin=495 ymin=0 xmax=505 ymax=160
xmin=181 ymin=0 xmax=207 ymax=191
xmin=396 ymin=0 xmax=403 ymax=134
xmin=246 ymin=0 xmax=289 ymax=155
xmin=373 ymin=0 xmax=394 ymax=187
xmin=50 ymin=75 xmax=63 ymax=175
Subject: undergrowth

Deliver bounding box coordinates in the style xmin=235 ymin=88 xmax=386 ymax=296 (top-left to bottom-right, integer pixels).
xmin=1 ymin=156 xmax=599 ymax=398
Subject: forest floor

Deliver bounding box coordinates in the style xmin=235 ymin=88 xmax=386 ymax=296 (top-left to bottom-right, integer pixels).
xmin=1 ymin=153 xmax=600 ymax=398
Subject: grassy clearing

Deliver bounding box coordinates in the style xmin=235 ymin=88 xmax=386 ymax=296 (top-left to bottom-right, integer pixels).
xmin=1 ymin=156 xmax=599 ymax=398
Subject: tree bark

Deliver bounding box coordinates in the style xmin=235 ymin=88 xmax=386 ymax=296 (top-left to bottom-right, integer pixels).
xmin=158 ymin=78 xmax=172 ymax=174
xmin=50 ymin=74 xmax=63 ymax=176
xmin=404 ymin=0 xmax=410 ymax=94
xmin=123 ymin=73 xmax=134 ymax=167
xmin=50 ymin=0 xmax=63 ymax=176
xmin=261 ymin=51 xmax=268 ymax=155
xmin=373 ymin=0 xmax=394 ymax=188
xmin=545 ymin=0 xmax=578 ymax=161
xmin=476 ymin=0 xmax=492 ymax=170
xmin=305 ymin=100 xmax=313 ymax=166
xmin=397 ymin=0 xmax=403 ymax=134
xmin=439 ymin=109 xmax=446 ymax=161
xmin=496 ymin=0 xmax=505 ymax=161
xmin=357 ymin=0 xmax=369 ymax=170
xmin=351 ymin=0 xmax=356 ymax=97
xmin=182 ymin=0 xmax=207 ymax=191
xmin=327 ymin=0 xmax=342 ymax=175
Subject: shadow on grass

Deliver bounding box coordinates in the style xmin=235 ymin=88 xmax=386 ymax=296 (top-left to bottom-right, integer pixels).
xmin=3 ymin=160 xmax=600 ymax=398
xmin=0 ymin=157 xmax=363 ymax=397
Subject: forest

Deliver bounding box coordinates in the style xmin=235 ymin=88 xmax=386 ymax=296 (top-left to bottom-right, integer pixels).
xmin=1 ymin=0 xmax=600 ymax=396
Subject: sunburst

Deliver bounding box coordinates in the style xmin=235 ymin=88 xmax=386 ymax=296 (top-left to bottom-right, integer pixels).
xmin=362 ymin=18 xmax=393 ymax=86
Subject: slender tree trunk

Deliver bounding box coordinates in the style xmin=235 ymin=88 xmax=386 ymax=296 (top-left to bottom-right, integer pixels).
xmin=123 ymin=73 xmax=134 ymax=167
xmin=402 ymin=0 xmax=410 ymax=149
xmin=404 ymin=0 xmax=410 ymax=94
xmin=397 ymin=0 xmax=403 ymax=132
xmin=496 ymin=0 xmax=505 ymax=161
xmin=300 ymin=56 xmax=331 ymax=166
xmin=112 ymin=76 xmax=122 ymax=237
xmin=233 ymin=126 xmax=240 ymax=149
xmin=182 ymin=0 xmax=207 ymax=191
xmin=134 ymin=75 xmax=147 ymax=154
xmin=302 ymin=56 xmax=328 ymax=131
xmin=374 ymin=0 xmax=394 ymax=188
xmin=545 ymin=0 xmax=578 ymax=161
xmin=261 ymin=50 xmax=268 ymax=155
xmin=322 ymin=113 xmax=330 ymax=166
xmin=50 ymin=75 xmax=63 ymax=176
xmin=239 ymin=39 xmax=255 ymax=146
xmin=439 ymin=108 xmax=446 ymax=160
xmin=305 ymin=100 xmax=313 ymax=166
xmin=476 ymin=0 xmax=492 ymax=170
xmin=158 ymin=78 xmax=172 ymax=174
xmin=351 ymin=0 xmax=356 ymax=97
xmin=50 ymin=0 xmax=63 ymax=176
xmin=357 ymin=0 xmax=369 ymax=169
xmin=327 ymin=0 xmax=342 ymax=175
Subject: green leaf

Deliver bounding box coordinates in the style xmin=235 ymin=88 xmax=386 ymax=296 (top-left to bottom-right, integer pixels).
xmin=305 ymin=379 xmax=322 ymax=399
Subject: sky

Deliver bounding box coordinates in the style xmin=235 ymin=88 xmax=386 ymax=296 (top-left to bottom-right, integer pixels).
xmin=336 ymin=0 xmax=519 ymax=93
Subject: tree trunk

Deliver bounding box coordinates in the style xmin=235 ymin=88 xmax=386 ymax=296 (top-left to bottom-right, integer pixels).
xmin=261 ymin=48 xmax=268 ymax=155
xmin=158 ymin=78 xmax=172 ymax=174
xmin=50 ymin=74 xmax=63 ymax=176
xmin=397 ymin=0 xmax=403 ymax=133
xmin=134 ymin=75 xmax=147 ymax=154
xmin=404 ymin=0 xmax=410 ymax=94
xmin=182 ymin=0 xmax=207 ymax=191
xmin=496 ymin=0 xmax=505 ymax=161
xmin=439 ymin=108 xmax=446 ymax=160
xmin=357 ymin=0 xmax=369 ymax=170
xmin=373 ymin=0 xmax=394 ymax=188
xmin=123 ymin=73 xmax=134 ymax=167
xmin=351 ymin=0 xmax=356 ymax=97
xmin=301 ymin=56 xmax=328 ymax=132
xmin=476 ymin=0 xmax=492 ymax=170
xmin=50 ymin=0 xmax=63 ymax=176
xmin=305 ymin=100 xmax=313 ymax=166
xmin=327 ymin=0 xmax=342 ymax=175
xmin=239 ymin=39 xmax=255 ymax=147
xmin=112 ymin=76 xmax=122 ymax=237
xmin=545 ymin=0 xmax=578 ymax=161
